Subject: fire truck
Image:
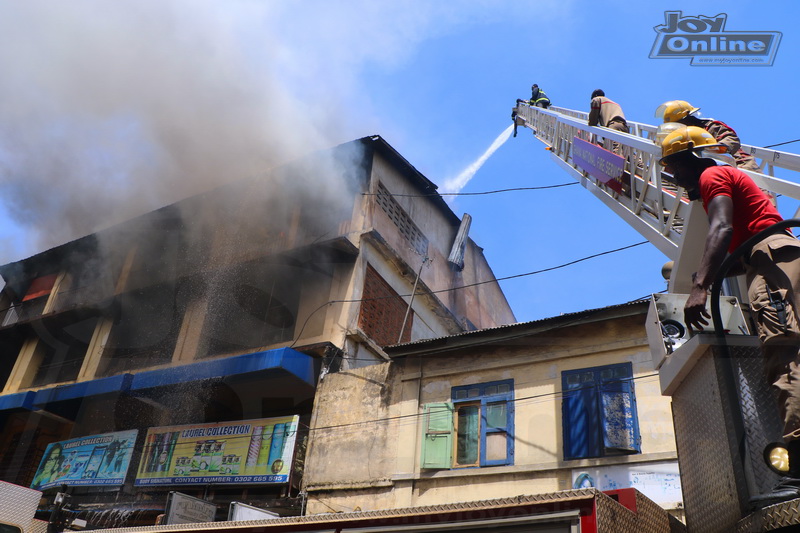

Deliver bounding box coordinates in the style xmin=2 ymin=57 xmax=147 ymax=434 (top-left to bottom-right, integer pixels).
xmin=512 ymin=100 xmax=800 ymax=532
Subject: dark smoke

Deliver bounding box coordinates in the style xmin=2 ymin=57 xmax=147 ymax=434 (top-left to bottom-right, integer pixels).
xmin=0 ymin=0 xmax=512 ymax=265
xmin=0 ymin=1 xmax=359 ymax=263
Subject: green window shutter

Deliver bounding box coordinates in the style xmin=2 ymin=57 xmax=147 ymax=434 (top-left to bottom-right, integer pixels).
xmin=421 ymin=402 xmax=453 ymax=469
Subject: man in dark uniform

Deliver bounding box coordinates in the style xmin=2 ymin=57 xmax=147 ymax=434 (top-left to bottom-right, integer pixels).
xmin=528 ymin=84 xmax=550 ymax=108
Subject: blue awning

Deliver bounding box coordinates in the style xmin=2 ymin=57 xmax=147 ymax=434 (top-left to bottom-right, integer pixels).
xmin=33 ymin=373 xmax=134 ymax=407
xmin=130 ymin=347 xmax=315 ymax=391
xmin=0 ymin=390 xmax=35 ymax=412
xmin=0 ymin=347 xmax=315 ymax=415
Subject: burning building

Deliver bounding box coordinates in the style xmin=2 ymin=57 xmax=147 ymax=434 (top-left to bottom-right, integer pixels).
xmin=0 ymin=135 xmax=514 ymax=527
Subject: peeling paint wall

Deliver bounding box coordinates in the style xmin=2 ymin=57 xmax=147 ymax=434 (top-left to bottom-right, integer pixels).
xmin=303 ymin=305 xmax=681 ymax=515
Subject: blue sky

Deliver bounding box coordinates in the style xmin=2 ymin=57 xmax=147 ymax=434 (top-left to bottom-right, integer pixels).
xmin=0 ymin=1 xmax=798 ymax=324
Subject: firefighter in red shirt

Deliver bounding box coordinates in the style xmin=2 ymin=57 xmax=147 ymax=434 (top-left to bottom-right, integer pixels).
xmin=660 ymin=125 xmax=800 ymax=504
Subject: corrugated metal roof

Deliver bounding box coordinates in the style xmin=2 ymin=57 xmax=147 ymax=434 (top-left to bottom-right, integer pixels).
xmin=386 ymin=298 xmax=650 ymax=354
xmin=93 ymin=488 xmax=599 ymax=533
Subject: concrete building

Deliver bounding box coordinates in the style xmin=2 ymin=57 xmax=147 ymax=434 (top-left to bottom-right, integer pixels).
xmin=0 ymin=135 xmax=514 ymax=527
xmin=302 ymin=301 xmax=684 ymax=520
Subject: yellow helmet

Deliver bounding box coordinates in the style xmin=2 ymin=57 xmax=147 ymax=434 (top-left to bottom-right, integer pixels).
xmin=655 ymin=122 xmax=684 ymax=144
xmin=659 ymin=125 xmax=726 ymax=165
xmin=655 ymin=100 xmax=701 ymax=122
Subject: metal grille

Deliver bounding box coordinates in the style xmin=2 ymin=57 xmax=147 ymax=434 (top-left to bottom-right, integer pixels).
xmin=672 ymin=342 xmax=800 ymax=532
xmin=731 ymin=346 xmax=784 ymax=496
xmin=736 ymin=498 xmax=800 ymax=531
xmin=375 ymin=182 xmax=429 ymax=256
xmin=671 ymin=350 xmax=744 ymax=533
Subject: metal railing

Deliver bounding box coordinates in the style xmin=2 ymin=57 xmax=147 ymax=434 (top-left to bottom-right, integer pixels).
xmin=512 ymin=103 xmax=800 ymax=293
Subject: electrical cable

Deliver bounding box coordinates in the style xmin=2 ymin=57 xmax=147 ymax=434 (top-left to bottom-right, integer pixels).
xmin=295 ymin=372 xmax=662 ymax=435
xmin=764 ymin=139 xmax=800 ymax=149
xmin=289 ymin=241 xmax=650 ymax=347
xmin=65 ymin=369 xmax=662 ymax=467
xmin=362 ymin=183 xmax=578 ymax=198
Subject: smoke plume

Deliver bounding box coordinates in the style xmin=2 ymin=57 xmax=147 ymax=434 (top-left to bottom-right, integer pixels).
xmin=0 ymin=1 xmax=516 ymax=264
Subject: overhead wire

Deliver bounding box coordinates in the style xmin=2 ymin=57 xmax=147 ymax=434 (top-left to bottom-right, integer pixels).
xmin=361 ymin=183 xmax=578 ymax=198
xmin=289 ymin=241 xmax=652 ymax=347
xmin=764 ymin=139 xmax=800 ymax=149
xmin=51 ymin=370 xmax=662 ymax=466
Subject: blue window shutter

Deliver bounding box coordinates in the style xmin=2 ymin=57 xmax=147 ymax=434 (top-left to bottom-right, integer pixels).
xmin=600 ymin=372 xmax=640 ymax=454
xmin=421 ymin=403 xmax=453 ymax=469
xmin=562 ymin=371 xmax=600 ymax=460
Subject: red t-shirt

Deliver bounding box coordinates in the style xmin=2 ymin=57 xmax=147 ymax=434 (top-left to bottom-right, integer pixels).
xmin=699 ymin=165 xmax=783 ymax=252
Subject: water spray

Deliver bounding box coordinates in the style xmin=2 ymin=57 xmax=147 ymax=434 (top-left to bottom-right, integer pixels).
xmin=441 ymin=124 xmax=515 ymax=198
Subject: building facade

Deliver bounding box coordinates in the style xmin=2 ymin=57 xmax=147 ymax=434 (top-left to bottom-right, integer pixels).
xmin=302 ymin=302 xmax=683 ymax=518
xmin=0 ymin=135 xmax=514 ymax=527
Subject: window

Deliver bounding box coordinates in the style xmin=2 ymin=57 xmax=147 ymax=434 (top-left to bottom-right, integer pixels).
xmin=421 ymin=380 xmax=514 ymax=469
xmin=202 ymin=261 xmax=300 ymax=358
xmin=30 ymin=317 xmax=99 ymax=387
xmin=22 ymin=274 xmax=58 ymax=302
xmin=561 ymin=362 xmax=641 ymax=460
xmin=100 ymin=284 xmax=184 ymax=376
xmin=359 ymin=265 xmax=412 ymax=346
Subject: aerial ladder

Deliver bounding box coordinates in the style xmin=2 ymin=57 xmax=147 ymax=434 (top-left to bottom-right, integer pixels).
xmin=512 ymin=102 xmax=800 ymax=530
xmin=511 ymin=101 xmax=800 ymax=294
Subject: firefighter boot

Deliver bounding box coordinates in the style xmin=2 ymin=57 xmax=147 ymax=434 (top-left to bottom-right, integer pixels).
xmin=750 ymin=441 xmax=800 ymax=508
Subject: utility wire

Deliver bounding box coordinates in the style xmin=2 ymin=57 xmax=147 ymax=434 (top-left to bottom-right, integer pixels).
xmin=362 ymin=183 xmax=578 ymax=198
xmin=293 ymin=372 xmax=662 ymax=435
xmin=764 ymin=139 xmax=800 ymax=149
xmin=290 ymin=241 xmax=649 ymax=346
xmin=35 ymin=371 xmax=660 ymax=469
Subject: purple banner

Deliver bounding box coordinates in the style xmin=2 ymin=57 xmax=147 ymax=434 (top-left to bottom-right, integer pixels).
xmin=572 ymin=137 xmax=625 ymax=193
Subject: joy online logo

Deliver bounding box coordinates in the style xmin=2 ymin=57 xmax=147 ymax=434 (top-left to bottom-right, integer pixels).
xmin=650 ymin=11 xmax=781 ymax=66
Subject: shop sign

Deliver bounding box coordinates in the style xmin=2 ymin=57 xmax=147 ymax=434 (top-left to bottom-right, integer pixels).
xmin=135 ymin=415 xmax=299 ymax=486
xmin=163 ymin=491 xmax=217 ymax=525
xmin=31 ymin=430 xmax=138 ymax=490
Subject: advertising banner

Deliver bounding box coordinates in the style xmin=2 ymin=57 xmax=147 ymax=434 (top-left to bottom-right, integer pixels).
xmin=135 ymin=415 xmax=299 ymax=486
xmin=31 ymin=430 xmax=138 ymax=490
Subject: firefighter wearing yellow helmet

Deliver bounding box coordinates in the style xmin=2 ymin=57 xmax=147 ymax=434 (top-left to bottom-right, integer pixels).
xmin=659 ymin=124 xmax=728 ymax=166
xmin=659 ymin=124 xmax=800 ymax=505
xmin=655 ymin=100 xmax=760 ymax=171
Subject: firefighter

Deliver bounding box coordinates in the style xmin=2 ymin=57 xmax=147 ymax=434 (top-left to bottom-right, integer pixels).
xmin=527 ymin=84 xmax=550 ymax=109
xmin=512 ymin=84 xmax=550 ymax=136
xmin=656 ymin=100 xmax=760 ymax=171
xmin=588 ymin=89 xmax=628 ymax=133
xmin=588 ymin=89 xmax=629 ymax=156
xmin=659 ymin=125 xmax=800 ymax=504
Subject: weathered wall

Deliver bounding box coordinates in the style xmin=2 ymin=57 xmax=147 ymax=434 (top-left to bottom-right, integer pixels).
xmin=303 ymin=306 xmax=680 ymax=515
xmin=368 ymin=153 xmax=515 ymax=334
xmin=303 ymin=363 xmax=402 ymax=497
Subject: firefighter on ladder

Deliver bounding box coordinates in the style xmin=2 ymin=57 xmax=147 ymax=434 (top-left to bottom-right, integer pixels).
xmin=659 ymin=124 xmax=800 ymax=505
xmin=656 ymin=100 xmax=760 ymax=171
xmin=512 ymin=84 xmax=551 ymax=137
